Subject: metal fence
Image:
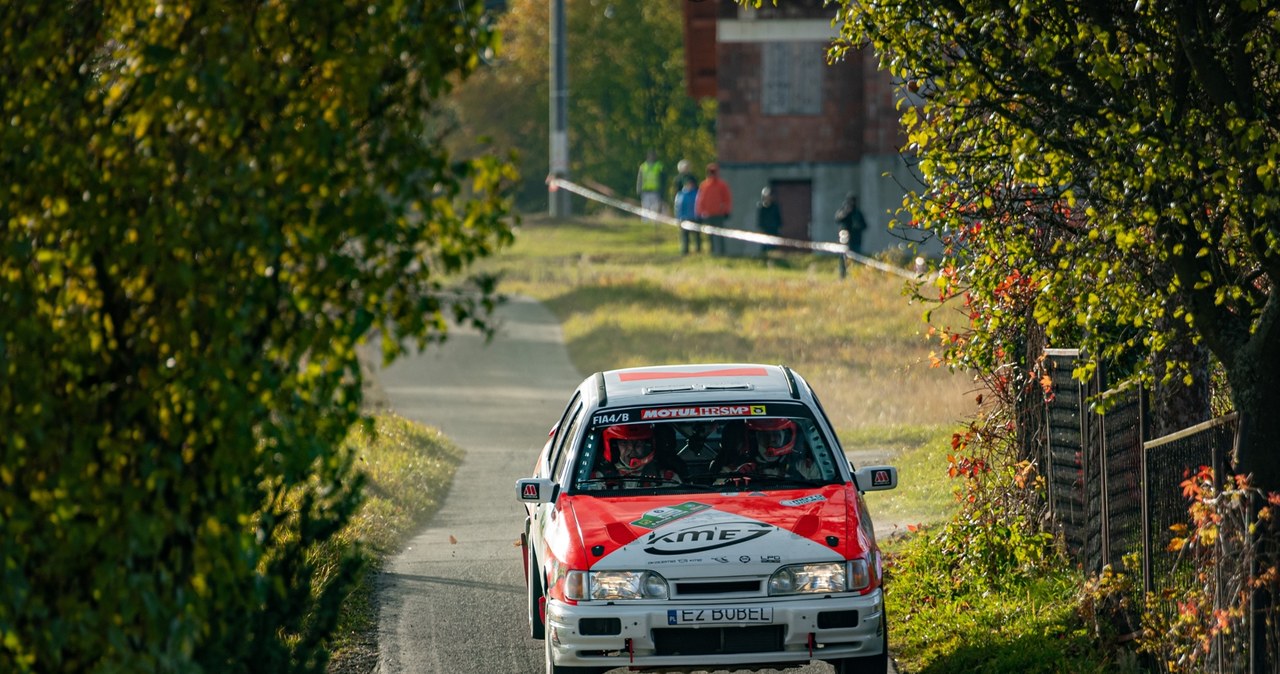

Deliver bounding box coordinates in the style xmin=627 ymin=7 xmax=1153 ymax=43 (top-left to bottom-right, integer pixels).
xmin=1035 ymin=349 xmax=1257 ymax=671
xmin=1040 ymin=349 xmax=1149 ymax=575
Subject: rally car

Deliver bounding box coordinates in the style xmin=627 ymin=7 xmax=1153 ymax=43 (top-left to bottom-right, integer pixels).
xmin=516 ymin=364 xmax=897 ymax=674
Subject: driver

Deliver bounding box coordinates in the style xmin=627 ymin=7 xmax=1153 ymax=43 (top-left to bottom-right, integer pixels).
xmin=719 ymin=418 xmax=819 ymax=481
xmin=591 ymin=424 xmax=681 ymax=487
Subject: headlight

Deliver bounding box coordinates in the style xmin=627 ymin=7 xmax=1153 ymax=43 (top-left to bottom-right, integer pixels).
xmin=564 ymin=570 xmax=669 ymax=601
xmin=768 ymin=562 xmax=846 ymax=595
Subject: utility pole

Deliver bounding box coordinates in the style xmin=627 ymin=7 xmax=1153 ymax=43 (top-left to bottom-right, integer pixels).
xmin=548 ymin=0 xmax=570 ymax=217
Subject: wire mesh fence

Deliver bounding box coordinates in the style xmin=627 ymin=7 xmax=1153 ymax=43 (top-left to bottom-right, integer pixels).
xmin=1035 ymin=348 xmax=1255 ymax=671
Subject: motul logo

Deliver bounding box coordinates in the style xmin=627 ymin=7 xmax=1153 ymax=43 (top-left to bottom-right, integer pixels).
xmin=641 ymin=405 xmax=757 ymax=420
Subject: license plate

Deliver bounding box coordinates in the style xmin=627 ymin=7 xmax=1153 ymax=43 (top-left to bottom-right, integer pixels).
xmin=666 ymin=607 xmax=774 ymax=625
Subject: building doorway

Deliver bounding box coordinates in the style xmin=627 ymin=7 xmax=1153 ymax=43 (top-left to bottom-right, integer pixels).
xmin=770 ymin=179 xmax=813 ymax=245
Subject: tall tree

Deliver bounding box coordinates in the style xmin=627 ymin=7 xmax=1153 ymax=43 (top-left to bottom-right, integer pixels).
xmin=833 ymin=2 xmax=1280 ymax=487
xmin=449 ymin=0 xmax=717 ymax=210
xmin=0 ymin=2 xmax=513 ymax=671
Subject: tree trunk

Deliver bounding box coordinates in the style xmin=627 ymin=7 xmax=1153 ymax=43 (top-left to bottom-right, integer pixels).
xmin=1231 ymin=385 xmax=1280 ymax=493
xmin=1149 ymin=330 xmax=1212 ymax=439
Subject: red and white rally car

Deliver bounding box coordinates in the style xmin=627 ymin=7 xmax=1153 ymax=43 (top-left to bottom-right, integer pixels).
xmin=516 ymin=364 xmax=897 ymax=674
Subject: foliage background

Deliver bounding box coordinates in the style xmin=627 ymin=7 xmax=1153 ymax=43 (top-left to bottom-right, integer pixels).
xmin=0 ymin=2 xmax=512 ymax=671
xmin=447 ymin=0 xmax=718 ymax=211
xmin=831 ymin=0 xmax=1278 ymax=485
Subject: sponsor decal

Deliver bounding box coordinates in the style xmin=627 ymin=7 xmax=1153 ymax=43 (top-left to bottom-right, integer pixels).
xmin=739 ymin=556 xmax=751 ymax=563
xmin=632 ymin=502 xmax=712 ymax=529
xmin=644 ymin=521 xmax=774 ymax=555
xmin=761 ymin=555 xmax=781 ymax=563
xmin=713 ymin=556 xmax=730 ymax=564
xmin=779 ymin=494 xmax=827 ymax=507
xmin=521 ymin=482 xmax=540 ymax=500
xmin=872 ymin=469 xmax=892 ymax=487
xmin=640 ymin=405 xmax=767 ymax=420
xmin=592 ymin=412 xmax=630 ymax=425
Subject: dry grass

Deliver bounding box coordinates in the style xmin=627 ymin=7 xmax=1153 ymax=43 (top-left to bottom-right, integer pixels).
xmin=482 ymin=215 xmax=976 ymax=442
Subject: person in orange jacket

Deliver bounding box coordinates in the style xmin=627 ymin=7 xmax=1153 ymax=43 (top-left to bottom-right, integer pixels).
xmin=694 ymin=163 xmax=732 ymax=256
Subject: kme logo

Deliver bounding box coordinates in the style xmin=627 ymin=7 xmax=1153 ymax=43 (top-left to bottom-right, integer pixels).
xmin=643 ymin=521 xmax=773 ymax=555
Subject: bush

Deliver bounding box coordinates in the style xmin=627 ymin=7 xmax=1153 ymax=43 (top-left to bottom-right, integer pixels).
xmin=0 ymin=2 xmax=512 ymax=671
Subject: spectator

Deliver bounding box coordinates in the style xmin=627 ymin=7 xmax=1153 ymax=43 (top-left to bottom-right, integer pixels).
xmin=835 ymin=192 xmax=868 ymax=255
xmin=636 ymin=149 xmax=665 ymax=222
xmin=695 ymin=163 xmax=732 ymax=256
xmin=671 ymin=159 xmax=696 ymax=202
xmin=673 ymin=175 xmax=702 ymax=255
xmin=756 ymin=186 xmax=782 ymax=256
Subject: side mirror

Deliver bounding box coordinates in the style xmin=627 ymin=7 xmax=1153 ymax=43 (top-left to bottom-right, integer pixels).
xmin=516 ymin=477 xmax=556 ymax=503
xmin=853 ymin=466 xmax=898 ymax=492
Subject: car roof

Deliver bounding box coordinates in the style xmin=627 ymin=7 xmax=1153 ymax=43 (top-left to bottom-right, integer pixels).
xmin=590 ymin=363 xmax=805 ymax=410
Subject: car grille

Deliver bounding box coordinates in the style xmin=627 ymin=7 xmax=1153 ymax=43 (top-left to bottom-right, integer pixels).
xmin=673 ymin=579 xmax=762 ymax=597
xmin=653 ymin=625 xmax=784 ymax=656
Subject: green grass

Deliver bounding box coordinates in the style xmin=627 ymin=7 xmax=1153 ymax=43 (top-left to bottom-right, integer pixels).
xmin=860 ymin=424 xmax=961 ymax=533
xmin=325 ymin=414 xmax=464 ymax=666
xmin=881 ymin=531 xmax=1144 ymax=674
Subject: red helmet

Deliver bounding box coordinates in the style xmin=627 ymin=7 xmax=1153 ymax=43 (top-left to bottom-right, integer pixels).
xmin=603 ymin=424 xmax=655 ymax=472
xmin=746 ymin=418 xmax=797 ymax=459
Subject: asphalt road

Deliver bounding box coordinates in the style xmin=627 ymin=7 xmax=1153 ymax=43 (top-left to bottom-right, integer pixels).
xmin=374 ymin=296 xmax=897 ymax=674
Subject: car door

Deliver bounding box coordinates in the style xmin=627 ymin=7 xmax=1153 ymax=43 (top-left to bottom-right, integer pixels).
xmin=529 ymin=398 xmax=586 ymax=578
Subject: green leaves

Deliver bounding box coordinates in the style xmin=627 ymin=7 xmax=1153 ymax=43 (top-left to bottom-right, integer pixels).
xmin=837 ymin=0 xmax=1280 ymax=415
xmin=1 ymin=1 xmax=513 ymax=671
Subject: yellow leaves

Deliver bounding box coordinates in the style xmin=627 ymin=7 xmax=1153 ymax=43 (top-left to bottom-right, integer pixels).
xmin=105 ymin=82 xmax=127 ymax=107
xmin=132 ymin=110 xmax=153 ymax=140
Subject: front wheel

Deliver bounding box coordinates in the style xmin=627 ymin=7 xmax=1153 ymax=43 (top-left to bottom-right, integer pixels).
xmin=831 ymin=611 xmax=888 ymax=673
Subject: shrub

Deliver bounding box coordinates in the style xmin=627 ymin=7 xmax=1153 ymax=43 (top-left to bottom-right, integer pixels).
xmin=0 ymin=2 xmax=512 ymax=671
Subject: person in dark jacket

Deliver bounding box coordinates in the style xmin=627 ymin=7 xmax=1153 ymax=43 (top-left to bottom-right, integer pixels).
xmin=756 ymin=186 xmax=782 ymax=256
xmin=835 ymin=192 xmax=868 ymax=254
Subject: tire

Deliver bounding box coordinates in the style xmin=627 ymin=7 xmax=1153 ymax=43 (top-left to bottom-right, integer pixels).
xmin=528 ymin=545 xmax=546 ymax=640
xmin=544 ymin=630 xmax=605 ymax=674
xmin=831 ymin=611 xmax=889 ymax=673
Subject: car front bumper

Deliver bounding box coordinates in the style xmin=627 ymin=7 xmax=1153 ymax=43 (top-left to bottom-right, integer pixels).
xmin=544 ymin=589 xmax=885 ymax=669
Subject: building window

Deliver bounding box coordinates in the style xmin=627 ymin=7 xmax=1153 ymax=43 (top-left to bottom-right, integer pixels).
xmin=762 ymin=42 xmax=823 ymax=115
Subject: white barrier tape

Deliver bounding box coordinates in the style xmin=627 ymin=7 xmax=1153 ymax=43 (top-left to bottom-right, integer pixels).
xmin=548 ymin=177 xmax=921 ymax=280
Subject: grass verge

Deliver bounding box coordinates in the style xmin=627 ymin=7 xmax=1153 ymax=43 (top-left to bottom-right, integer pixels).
xmin=325 ymin=414 xmax=464 ymax=671
xmin=881 ymin=529 xmax=1143 ymax=673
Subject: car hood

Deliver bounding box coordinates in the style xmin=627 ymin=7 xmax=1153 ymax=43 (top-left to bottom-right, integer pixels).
xmin=560 ymin=484 xmax=869 ymax=577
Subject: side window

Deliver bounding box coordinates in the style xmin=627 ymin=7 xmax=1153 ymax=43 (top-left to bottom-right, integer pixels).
xmin=549 ymin=403 xmax=585 ymax=483
xmin=547 ymin=392 xmax=582 ymax=459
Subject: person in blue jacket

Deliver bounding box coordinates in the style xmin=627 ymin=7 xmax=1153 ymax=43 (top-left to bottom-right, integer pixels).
xmin=673 ymin=175 xmax=702 ymax=255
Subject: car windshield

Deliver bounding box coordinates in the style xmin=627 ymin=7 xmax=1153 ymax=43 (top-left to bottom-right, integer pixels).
xmin=569 ymin=410 xmax=843 ymax=494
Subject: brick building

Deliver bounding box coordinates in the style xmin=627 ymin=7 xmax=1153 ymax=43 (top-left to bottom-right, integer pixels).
xmin=683 ymin=0 xmax=916 ymax=255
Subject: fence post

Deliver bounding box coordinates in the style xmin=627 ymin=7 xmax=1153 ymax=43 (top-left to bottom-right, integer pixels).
xmin=1097 ymin=366 xmax=1111 ymax=572
xmin=1140 ymin=387 xmax=1153 ymax=597
xmin=838 ymin=229 xmax=849 ymax=279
